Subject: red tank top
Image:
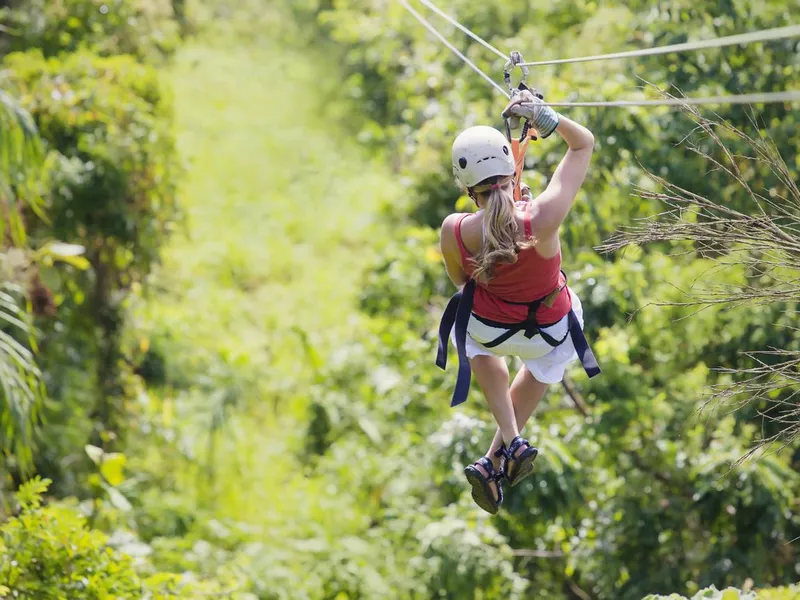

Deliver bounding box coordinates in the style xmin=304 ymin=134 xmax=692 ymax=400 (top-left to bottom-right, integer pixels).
xmin=454 ymin=202 xmax=572 ymax=324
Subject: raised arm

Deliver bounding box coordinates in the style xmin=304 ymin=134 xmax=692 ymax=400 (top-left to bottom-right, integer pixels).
xmin=530 ymin=116 xmax=594 ymax=235
xmin=503 ymin=91 xmax=594 ymax=237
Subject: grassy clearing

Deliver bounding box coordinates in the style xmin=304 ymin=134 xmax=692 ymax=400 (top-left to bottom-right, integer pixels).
xmin=130 ymin=24 xmax=401 ymax=530
xmin=146 ymin=37 xmax=398 ymax=367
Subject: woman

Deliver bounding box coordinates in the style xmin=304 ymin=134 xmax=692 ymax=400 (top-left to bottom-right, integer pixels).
xmin=437 ymin=89 xmax=599 ymax=514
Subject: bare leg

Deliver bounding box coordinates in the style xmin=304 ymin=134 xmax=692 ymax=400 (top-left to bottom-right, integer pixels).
xmin=486 ymin=366 xmax=548 ymax=470
xmin=468 ymin=355 xmax=520 ymax=501
xmin=470 ymin=355 xmax=520 ymax=445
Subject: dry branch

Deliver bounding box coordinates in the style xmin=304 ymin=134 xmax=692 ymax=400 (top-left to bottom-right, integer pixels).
xmin=599 ymin=96 xmax=800 ymax=453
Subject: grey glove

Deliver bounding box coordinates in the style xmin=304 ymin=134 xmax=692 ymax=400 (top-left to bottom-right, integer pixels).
xmin=502 ymin=89 xmax=560 ymax=139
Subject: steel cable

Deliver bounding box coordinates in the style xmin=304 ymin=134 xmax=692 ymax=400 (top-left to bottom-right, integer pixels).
xmin=519 ymin=24 xmax=800 ymax=67
xmin=399 ymin=1 xmax=800 ymax=108
xmin=399 ymin=0 xmax=510 ymax=98
xmin=416 ymin=0 xmax=508 ymax=61
xmin=540 ymin=91 xmax=800 ymax=108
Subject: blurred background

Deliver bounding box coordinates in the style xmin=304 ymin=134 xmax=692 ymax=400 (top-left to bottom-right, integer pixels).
xmin=0 ymin=0 xmax=798 ymax=598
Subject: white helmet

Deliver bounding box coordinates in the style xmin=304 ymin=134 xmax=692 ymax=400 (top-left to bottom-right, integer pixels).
xmin=452 ymin=126 xmax=515 ymax=189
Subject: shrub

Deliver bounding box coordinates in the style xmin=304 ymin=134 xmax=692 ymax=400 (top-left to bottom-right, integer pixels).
xmin=3 ymin=49 xmax=180 ymax=266
xmin=0 ymin=0 xmax=180 ymax=62
xmin=757 ymin=586 xmax=800 ymax=600
xmin=0 ymin=477 xmax=237 ymax=599
xmin=1 ymin=48 xmax=180 ymax=477
xmin=1 ymin=477 xmax=148 ymax=598
xmin=641 ymin=584 xmax=800 ymax=599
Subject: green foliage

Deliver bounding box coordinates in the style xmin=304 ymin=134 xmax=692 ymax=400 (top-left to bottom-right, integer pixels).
xmin=643 ymin=586 xmax=756 ymax=600
xmin=640 ymin=584 xmax=800 ymax=599
xmin=0 ymin=84 xmax=45 ymax=245
xmin=3 ymin=49 xmax=179 ymax=269
xmin=1 ymin=2 xmax=798 ymax=600
xmin=1 ymin=477 xmax=147 ymax=598
xmin=0 ymin=283 xmax=44 ymax=472
xmin=412 ymin=513 xmax=530 ymax=599
xmin=0 ymin=477 xmax=236 ymax=599
xmin=0 ymin=83 xmax=98 ymax=476
xmin=0 ymin=46 xmax=181 ymax=470
xmin=757 ymin=585 xmax=800 ymax=600
xmin=360 ymin=225 xmax=451 ymax=328
xmin=0 ymin=0 xmax=180 ymax=62
xmin=252 ymin=1 xmax=800 ymax=598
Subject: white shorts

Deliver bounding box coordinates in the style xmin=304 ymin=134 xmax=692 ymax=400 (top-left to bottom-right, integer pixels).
xmin=451 ymin=290 xmax=585 ymax=384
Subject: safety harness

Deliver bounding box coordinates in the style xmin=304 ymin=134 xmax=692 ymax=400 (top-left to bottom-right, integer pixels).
xmin=436 ymin=55 xmax=601 ymax=407
xmin=435 ymin=275 xmax=601 ymax=408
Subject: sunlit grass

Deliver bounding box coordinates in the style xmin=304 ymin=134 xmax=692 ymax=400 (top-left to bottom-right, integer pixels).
xmin=130 ymin=28 xmax=401 ymax=533
xmin=147 ymin=39 xmax=397 ymax=363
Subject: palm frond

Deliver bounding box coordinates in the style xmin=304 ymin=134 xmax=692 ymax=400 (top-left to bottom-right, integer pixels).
xmin=0 ymin=282 xmax=44 ymax=472
xmin=0 ymin=84 xmax=46 ymax=246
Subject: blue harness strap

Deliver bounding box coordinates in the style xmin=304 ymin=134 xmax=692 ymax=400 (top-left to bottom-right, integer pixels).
xmin=436 ymin=280 xmax=475 ymax=407
xmin=568 ymin=310 xmax=601 ymax=378
xmin=436 ymin=279 xmax=600 ymax=407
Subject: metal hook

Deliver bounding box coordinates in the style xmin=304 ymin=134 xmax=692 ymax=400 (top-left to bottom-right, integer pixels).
xmin=502 ymin=51 xmax=531 ymax=142
xmin=503 ymin=51 xmax=529 ymax=94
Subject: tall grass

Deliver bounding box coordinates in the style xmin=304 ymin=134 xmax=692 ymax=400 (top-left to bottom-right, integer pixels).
xmin=130 ymin=15 xmax=402 ymax=530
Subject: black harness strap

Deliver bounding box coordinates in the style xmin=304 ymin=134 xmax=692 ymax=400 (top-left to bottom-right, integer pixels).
xmin=436 ymin=278 xmax=601 ymax=407
xmin=436 ymin=279 xmax=476 ymax=407
xmin=569 ymin=309 xmax=601 ymax=377
xmin=478 ymin=315 xmax=570 ymax=349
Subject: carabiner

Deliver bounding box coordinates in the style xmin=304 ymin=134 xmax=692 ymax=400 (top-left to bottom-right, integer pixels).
xmin=502 ymin=51 xmax=531 ymax=142
xmin=503 ymin=51 xmax=529 ymax=95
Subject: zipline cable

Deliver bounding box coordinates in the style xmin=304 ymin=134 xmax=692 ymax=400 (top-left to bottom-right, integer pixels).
xmin=399 ymin=0 xmax=510 ymax=98
xmin=416 ymin=0 xmax=508 ymax=61
xmin=540 ymin=91 xmax=800 ymax=108
xmin=519 ymin=24 xmax=800 ymax=67
xmin=399 ymin=0 xmax=800 ymax=107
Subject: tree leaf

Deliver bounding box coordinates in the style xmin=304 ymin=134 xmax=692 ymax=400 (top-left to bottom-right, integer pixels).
xmin=102 ymin=483 xmax=132 ymax=512
xmin=37 ymin=242 xmax=90 ymax=270
xmin=45 ymin=242 xmax=85 ymax=257
xmin=357 ymin=416 xmax=382 ymax=444
xmin=84 ymin=444 xmax=104 ymax=465
xmin=100 ymin=452 xmax=126 ymax=486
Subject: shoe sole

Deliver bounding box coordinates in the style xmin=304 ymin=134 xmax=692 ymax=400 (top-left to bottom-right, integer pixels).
xmin=508 ymin=447 xmax=539 ymax=487
xmin=464 ymin=467 xmax=499 ymax=515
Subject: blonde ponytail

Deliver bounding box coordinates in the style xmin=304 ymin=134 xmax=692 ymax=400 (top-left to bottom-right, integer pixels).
xmin=470 ymin=176 xmax=536 ymax=283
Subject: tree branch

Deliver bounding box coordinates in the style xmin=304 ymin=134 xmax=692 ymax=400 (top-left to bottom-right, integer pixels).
xmin=511 ymin=548 xmax=566 ymax=558
xmin=562 ymin=375 xmax=590 ymax=417
xmin=567 ymin=577 xmax=594 ymax=600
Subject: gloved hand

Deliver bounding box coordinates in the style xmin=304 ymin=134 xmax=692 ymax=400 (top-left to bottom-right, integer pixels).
xmin=502 ymin=88 xmax=560 ymax=139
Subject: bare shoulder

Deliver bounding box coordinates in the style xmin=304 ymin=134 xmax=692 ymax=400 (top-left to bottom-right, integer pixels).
xmin=440 ymin=213 xmax=465 ymax=248
xmin=441 ymin=212 xmax=463 ymax=231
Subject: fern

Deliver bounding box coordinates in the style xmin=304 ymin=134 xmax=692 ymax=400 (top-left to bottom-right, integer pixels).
xmin=0 ymin=85 xmax=47 ymax=472
xmin=0 ymin=284 xmax=44 ymax=471
xmin=14 ymin=475 xmax=50 ymax=511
